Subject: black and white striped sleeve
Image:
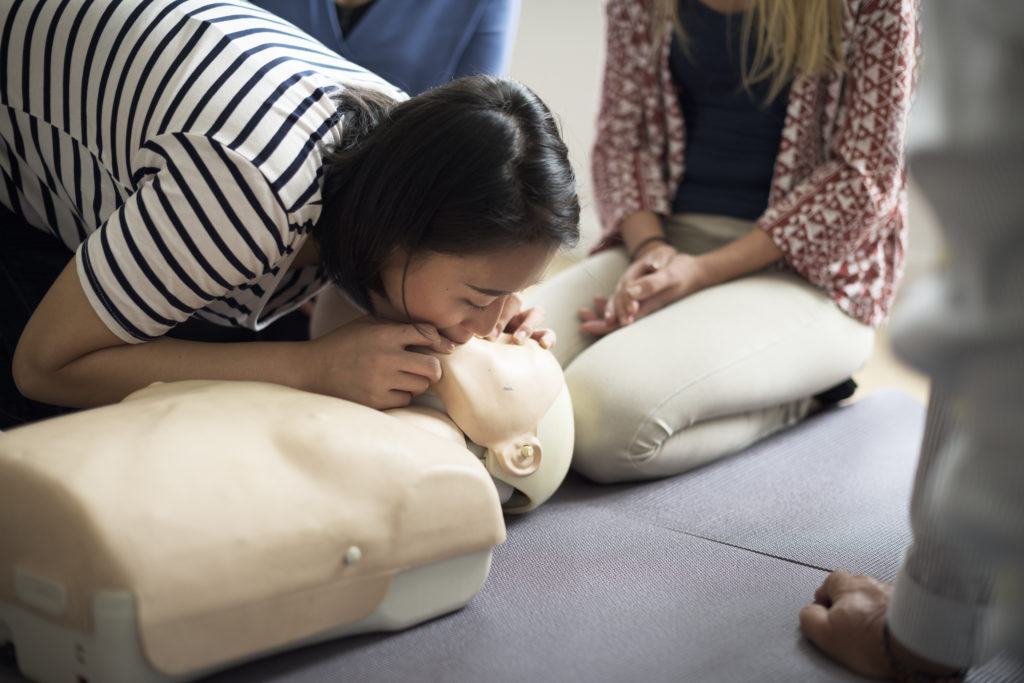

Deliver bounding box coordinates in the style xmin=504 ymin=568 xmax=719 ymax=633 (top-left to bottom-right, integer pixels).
xmin=77 ymin=133 xmax=294 ymax=342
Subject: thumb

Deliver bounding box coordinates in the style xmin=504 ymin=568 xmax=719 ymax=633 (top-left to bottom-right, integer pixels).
xmin=798 ymin=603 xmax=834 ymax=651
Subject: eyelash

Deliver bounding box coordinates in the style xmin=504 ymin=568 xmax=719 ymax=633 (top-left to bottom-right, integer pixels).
xmin=466 ymin=301 xmax=489 ymax=311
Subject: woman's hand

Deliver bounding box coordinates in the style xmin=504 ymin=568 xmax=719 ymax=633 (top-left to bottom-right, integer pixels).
xmin=578 ymin=226 xmax=785 ymax=337
xmin=14 ymin=258 xmax=447 ymax=411
xmin=580 ymin=245 xmax=710 ymax=336
xmin=485 ymin=293 xmax=557 ymax=349
xmin=309 ymin=317 xmax=452 ymax=410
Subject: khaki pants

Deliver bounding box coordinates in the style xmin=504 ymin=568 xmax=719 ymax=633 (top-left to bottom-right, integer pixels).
xmin=528 ymin=214 xmax=875 ymax=483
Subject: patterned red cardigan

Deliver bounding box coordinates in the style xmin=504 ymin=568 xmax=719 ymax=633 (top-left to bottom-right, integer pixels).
xmin=592 ymin=0 xmax=919 ymax=327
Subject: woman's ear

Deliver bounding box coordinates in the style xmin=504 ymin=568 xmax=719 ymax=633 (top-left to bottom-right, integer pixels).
xmin=371 ymin=246 xmax=412 ymax=319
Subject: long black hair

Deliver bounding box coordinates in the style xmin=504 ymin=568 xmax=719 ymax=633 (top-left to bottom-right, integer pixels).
xmin=315 ymin=75 xmax=580 ymax=313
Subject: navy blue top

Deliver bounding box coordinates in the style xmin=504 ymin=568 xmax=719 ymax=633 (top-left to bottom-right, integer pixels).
xmin=251 ymin=0 xmax=519 ymax=96
xmin=669 ymin=0 xmax=790 ymax=220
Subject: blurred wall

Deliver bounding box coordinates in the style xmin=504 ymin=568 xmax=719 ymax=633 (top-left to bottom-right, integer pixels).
xmin=508 ymin=0 xmax=606 ymax=255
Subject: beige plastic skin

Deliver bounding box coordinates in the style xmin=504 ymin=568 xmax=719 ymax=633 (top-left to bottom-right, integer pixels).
xmin=0 ymin=381 xmax=505 ymax=675
xmin=427 ymin=334 xmax=575 ymax=513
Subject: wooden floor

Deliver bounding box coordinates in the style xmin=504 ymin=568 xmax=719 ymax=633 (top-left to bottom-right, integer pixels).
xmin=854 ymin=329 xmax=929 ymax=404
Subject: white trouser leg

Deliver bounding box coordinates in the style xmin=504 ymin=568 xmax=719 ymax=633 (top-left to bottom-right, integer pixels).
xmin=529 ymin=214 xmax=875 ymax=483
xmin=529 ymin=248 xmax=630 ymax=369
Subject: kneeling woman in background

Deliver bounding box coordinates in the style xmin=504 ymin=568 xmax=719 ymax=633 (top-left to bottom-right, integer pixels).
xmin=530 ymin=0 xmax=917 ymax=482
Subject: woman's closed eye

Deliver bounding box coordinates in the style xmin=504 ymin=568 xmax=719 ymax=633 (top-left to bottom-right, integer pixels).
xmin=465 ymin=299 xmax=492 ymax=311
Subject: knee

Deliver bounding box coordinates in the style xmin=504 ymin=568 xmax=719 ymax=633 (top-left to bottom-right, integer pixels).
xmin=571 ymin=434 xmax=667 ymax=484
xmin=566 ymin=375 xmax=674 ymax=484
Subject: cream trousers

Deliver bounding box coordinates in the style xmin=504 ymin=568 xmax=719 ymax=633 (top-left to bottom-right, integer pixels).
xmin=528 ymin=213 xmax=875 ymax=483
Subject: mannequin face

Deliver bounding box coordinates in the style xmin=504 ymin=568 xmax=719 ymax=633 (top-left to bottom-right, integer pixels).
xmin=372 ymin=244 xmax=556 ymax=344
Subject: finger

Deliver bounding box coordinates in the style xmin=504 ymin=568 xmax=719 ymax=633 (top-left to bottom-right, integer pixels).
xmin=533 ymin=328 xmax=557 ymax=349
xmin=378 ymin=389 xmax=414 ymax=410
xmin=798 ymin=603 xmax=835 ymax=652
xmin=395 ymin=371 xmax=433 ymax=397
xmin=615 ymin=291 xmax=638 ymax=327
xmin=618 ymin=294 xmax=634 ymax=325
xmin=613 ymin=290 xmax=628 ymax=326
xmin=579 ymin=307 xmax=601 ymax=323
xmin=586 ymin=295 xmax=609 ymax=321
xmin=408 ymin=340 xmax=456 ymax=357
xmin=509 ymin=305 xmax=545 ymax=344
xmin=580 ymin=317 xmax=618 ymax=336
xmin=400 ymin=352 xmax=443 ymax=384
xmin=813 ymin=580 xmax=833 ymax=607
xmin=820 ymin=570 xmax=855 ymax=599
xmin=504 ymin=293 xmax=524 ymax=323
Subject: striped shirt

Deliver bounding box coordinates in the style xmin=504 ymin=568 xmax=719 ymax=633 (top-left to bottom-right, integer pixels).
xmin=0 ymin=0 xmax=404 ymax=342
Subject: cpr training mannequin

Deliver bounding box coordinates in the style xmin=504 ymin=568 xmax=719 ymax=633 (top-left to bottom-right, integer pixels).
xmin=0 ymin=331 xmax=572 ymax=682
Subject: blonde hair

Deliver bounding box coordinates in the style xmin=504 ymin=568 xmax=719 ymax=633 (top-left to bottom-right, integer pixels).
xmin=656 ymin=0 xmax=849 ymax=104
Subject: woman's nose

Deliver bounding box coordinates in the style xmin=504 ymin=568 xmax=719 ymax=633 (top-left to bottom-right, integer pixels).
xmin=464 ymin=297 xmax=507 ymax=336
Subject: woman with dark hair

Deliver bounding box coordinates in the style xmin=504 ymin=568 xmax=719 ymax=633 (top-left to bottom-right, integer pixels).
xmin=0 ymin=0 xmax=579 ymax=428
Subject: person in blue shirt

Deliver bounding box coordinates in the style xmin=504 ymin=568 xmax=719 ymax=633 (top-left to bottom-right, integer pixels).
xmin=250 ymin=0 xmax=521 ymax=95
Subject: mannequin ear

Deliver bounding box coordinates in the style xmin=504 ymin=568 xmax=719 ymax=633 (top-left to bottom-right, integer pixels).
xmin=489 ymin=435 xmax=542 ymax=477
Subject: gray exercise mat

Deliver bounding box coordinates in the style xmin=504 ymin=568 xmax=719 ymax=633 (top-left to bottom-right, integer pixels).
xmin=205 ymin=504 xmax=865 ymax=683
xmin=554 ymin=388 xmax=926 ymax=581
xmin=2 ymin=389 xmax=1021 ymax=682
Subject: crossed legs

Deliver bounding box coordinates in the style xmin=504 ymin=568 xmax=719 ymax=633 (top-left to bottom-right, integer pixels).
xmin=530 ymin=215 xmax=874 ymax=483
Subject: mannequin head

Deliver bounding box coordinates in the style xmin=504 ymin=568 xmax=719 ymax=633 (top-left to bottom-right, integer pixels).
xmin=418 ymin=333 xmax=574 ymax=513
